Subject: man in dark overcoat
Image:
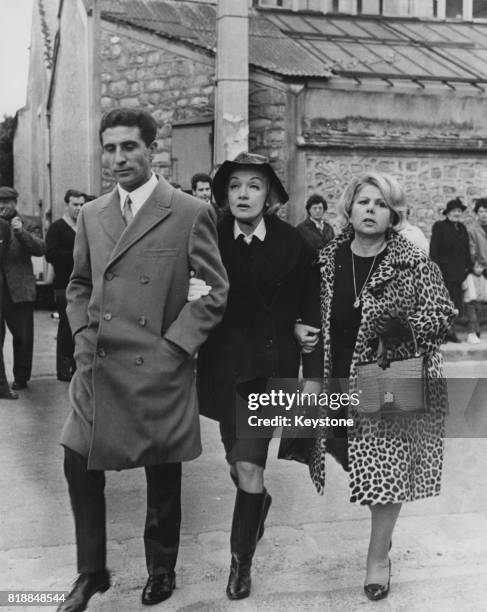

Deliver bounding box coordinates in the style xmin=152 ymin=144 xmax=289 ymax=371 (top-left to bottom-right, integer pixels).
xmin=57 ymin=108 xmax=228 ymax=612
xmin=0 ymin=186 xmax=46 ymax=389
xmin=430 ymin=197 xmax=471 ymax=342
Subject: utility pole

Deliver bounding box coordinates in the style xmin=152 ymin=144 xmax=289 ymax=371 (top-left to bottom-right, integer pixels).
xmin=214 ymin=0 xmax=249 ymax=165
xmin=87 ymin=0 xmax=102 ymax=194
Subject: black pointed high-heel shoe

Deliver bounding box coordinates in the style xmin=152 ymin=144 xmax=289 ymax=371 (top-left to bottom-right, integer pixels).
xmin=364 ymin=558 xmax=391 ymax=601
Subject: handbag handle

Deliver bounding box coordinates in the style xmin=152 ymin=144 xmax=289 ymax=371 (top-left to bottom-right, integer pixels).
xmin=378 ymin=318 xmax=420 ymax=361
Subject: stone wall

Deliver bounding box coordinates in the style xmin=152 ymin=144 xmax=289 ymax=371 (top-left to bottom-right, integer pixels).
xmin=249 ymin=79 xmax=288 ymax=215
xmin=305 ymin=152 xmax=487 ymax=236
xmin=99 ymin=26 xmax=215 ymax=191
xmin=249 ymin=80 xmax=287 ymax=179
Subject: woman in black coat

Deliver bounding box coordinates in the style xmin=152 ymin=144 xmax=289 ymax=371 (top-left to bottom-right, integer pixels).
xmin=197 ymin=152 xmax=314 ymax=601
xmin=430 ymin=197 xmax=471 ymax=341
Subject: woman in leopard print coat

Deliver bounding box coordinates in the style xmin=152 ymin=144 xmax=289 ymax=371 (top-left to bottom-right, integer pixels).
xmin=285 ymin=172 xmax=455 ymax=600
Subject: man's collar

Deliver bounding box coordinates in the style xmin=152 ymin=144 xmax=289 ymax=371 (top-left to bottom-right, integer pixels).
xmin=117 ymin=173 xmax=158 ymax=212
xmin=233 ymin=218 xmax=266 ymax=244
xmin=309 ymin=217 xmax=324 ymax=230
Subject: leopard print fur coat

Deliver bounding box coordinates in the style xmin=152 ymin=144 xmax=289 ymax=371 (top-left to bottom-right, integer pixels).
xmin=307 ymin=226 xmax=456 ymax=504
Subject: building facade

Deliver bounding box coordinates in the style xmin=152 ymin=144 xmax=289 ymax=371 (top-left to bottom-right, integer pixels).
xmin=14 ymin=0 xmax=487 ymax=235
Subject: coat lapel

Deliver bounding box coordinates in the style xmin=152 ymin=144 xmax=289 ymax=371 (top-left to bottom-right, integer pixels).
xmin=106 ymin=179 xmax=173 ymax=268
xmin=353 ymin=230 xmax=416 ymax=372
xmin=97 ymin=189 xmax=126 ymax=246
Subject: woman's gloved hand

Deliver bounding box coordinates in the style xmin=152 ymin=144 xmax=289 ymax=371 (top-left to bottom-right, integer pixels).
xmin=374 ymin=307 xmax=406 ymax=337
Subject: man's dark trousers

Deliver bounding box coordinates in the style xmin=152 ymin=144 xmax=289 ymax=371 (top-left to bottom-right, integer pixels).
xmin=63 ymin=447 xmax=182 ymax=574
xmin=0 ymin=289 xmax=34 ymax=384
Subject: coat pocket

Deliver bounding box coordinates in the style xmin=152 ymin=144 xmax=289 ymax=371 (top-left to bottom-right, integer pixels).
xmin=140 ymin=248 xmax=179 ymax=258
xmin=158 ymin=338 xmax=188 ymax=373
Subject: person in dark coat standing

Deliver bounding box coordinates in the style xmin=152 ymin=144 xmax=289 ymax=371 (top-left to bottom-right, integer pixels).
xmin=45 ymin=189 xmax=86 ymax=381
xmin=296 ymin=193 xmax=335 ymax=258
xmin=0 ymin=186 xmax=46 ymax=390
xmin=57 ymin=108 xmax=228 ymax=612
xmin=197 ymin=153 xmax=313 ymax=601
xmin=430 ymin=197 xmax=471 ymax=342
xmin=0 ymin=217 xmax=17 ymax=399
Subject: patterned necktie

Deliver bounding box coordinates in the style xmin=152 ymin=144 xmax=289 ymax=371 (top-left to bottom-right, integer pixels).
xmin=123 ymin=195 xmax=134 ymax=226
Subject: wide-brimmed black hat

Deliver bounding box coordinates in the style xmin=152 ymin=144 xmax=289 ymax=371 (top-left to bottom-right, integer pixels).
xmin=212 ymin=152 xmax=288 ymax=208
xmin=443 ymin=197 xmax=466 ymax=215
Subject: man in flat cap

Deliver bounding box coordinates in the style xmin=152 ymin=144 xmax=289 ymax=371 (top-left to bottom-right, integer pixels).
xmin=0 ymin=187 xmax=46 ymax=390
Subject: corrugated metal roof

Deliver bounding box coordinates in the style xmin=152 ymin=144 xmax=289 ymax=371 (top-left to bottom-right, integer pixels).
xmin=97 ymin=1 xmax=487 ymax=85
xmin=265 ymin=10 xmax=487 ymax=86
xmin=99 ymin=0 xmax=331 ymax=77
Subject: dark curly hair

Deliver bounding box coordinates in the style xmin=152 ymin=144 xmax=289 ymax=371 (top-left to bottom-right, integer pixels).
xmin=99 ymin=108 xmax=157 ymax=146
xmin=474 ymin=198 xmax=487 ymax=214
xmin=305 ymin=194 xmax=327 ymax=213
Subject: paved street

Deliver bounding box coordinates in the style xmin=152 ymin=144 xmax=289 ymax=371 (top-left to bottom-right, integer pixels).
xmin=1 ymin=312 xmax=487 ymax=611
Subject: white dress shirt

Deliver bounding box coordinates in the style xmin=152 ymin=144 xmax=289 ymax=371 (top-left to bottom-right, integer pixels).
xmin=233 ymin=218 xmax=267 ymax=244
xmin=117 ymin=173 xmax=158 ymax=218
xmin=310 ymin=217 xmax=324 ymax=231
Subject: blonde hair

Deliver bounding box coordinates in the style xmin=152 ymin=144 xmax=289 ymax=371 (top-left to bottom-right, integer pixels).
xmin=224 ymin=170 xmax=280 ymax=216
xmin=337 ymin=172 xmax=406 ymax=229
xmin=264 ymin=200 xmax=281 ymax=216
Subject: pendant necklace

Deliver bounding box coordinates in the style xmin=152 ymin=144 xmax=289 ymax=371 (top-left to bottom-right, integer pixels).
xmin=351 ymin=250 xmax=379 ymax=309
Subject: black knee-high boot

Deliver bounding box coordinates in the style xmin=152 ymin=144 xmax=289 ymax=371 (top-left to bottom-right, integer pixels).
xmin=226 ymin=489 xmax=266 ymax=600
xmin=229 ymin=471 xmax=272 ymax=542
xmin=258 ymin=489 xmax=272 ymax=541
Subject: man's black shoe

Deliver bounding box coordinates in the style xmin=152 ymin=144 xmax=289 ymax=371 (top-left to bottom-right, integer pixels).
xmin=141 ymin=572 xmax=176 ymax=605
xmin=12 ymin=380 xmax=28 ymax=390
xmin=56 ymin=570 xmax=110 ymax=612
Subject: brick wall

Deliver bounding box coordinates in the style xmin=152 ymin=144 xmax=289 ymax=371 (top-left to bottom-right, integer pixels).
xmin=99 ymin=27 xmax=215 ymax=191
xmin=306 ymin=152 xmax=487 ymax=236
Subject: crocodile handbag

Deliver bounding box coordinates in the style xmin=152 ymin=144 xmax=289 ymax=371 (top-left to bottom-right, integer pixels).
xmin=355 ymin=319 xmax=426 ymax=415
